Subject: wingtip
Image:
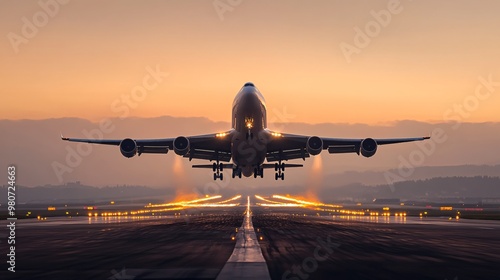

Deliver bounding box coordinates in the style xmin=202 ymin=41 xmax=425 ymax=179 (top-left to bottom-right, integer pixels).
xmin=424 ymin=136 xmax=431 ymax=140
xmin=60 ymin=133 xmax=69 ymax=141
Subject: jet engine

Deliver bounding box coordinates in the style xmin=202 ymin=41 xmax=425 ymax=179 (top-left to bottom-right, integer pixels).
xmin=173 ymin=136 xmax=190 ymax=156
xmin=360 ymin=138 xmax=377 ymax=157
xmin=120 ymin=138 xmax=137 ymax=158
xmin=306 ymin=136 xmax=323 ymax=156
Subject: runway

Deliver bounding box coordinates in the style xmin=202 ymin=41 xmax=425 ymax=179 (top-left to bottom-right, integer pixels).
xmin=6 ymin=210 xmax=243 ymax=280
xmin=252 ymin=209 xmax=500 ymax=280
xmin=3 ymin=200 xmax=500 ymax=280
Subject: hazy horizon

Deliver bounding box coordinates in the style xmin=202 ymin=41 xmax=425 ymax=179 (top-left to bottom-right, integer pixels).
xmin=2 ymin=117 xmax=499 ymax=191
xmin=1 ymin=1 xmax=499 ymax=199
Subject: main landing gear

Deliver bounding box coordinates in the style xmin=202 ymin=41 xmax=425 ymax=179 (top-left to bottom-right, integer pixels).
xmin=232 ymin=167 xmax=242 ymax=179
xmin=213 ymin=162 xmax=223 ymax=180
xmin=253 ymin=166 xmax=264 ymax=178
xmin=275 ymin=162 xmax=285 ymax=180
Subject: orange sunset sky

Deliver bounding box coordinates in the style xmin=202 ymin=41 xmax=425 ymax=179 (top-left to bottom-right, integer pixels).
xmin=1 ymin=0 xmax=499 ymax=124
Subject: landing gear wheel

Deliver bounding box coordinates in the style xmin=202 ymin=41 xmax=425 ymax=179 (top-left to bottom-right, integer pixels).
xmin=275 ymin=164 xmax=285 ymax=180
xmin=213 ymin=160 xmax=223 ymax=180
xmin=275 ymin=163 xmax=279 ymax=171
xmin=233 ymin=167 xmax=242 ymax=179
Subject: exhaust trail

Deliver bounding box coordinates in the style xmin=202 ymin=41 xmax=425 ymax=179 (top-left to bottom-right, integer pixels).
xmin=305 ymin=154 xmax=324 ymax=201
xmin=172 ymin=156 xmax=197 ymax=201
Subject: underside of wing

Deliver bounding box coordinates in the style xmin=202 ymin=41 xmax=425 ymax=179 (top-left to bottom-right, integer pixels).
xmin=264 ymin=132 xmax=311 ymax=162
xmin=264 ymin=130 xmax=429 ymax=161
xmin=61 ymin=130 xmax=234 ymax=160
xmin=182 ymin=131 xmax=233 ymax=162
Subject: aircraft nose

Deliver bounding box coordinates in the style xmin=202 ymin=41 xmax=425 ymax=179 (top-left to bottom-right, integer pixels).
xmin=240 ymin=89 xmax=259 ymax=102
xmin=244 ymin=82 xmax=255 ymax=87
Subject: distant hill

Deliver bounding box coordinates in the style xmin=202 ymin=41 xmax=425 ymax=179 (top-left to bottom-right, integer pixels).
xmin=327 ymin=164 xmax=500 ymax=188
xmin=3 ymin=176 xmax=500 ymax=205
xmin=320 ymin=176 xmax=500 ymax=202
xmin=0 ymin=182 xmax=173 ymax=204
xmin=1 ymin=117 xmax=499 ymax=188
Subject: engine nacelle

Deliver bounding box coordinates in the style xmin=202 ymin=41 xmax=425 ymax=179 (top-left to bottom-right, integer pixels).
xmin=173 ymin=136 xmax=190 ymax=156
xmin=120 ymin=138 xmax=137 ymax=158
xmin=306 ymin=136 xmax=323 ymax=156
xmin=360 ymin=138 xmax=377 ymax=158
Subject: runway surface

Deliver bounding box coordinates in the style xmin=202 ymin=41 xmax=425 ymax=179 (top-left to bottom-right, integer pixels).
xmin=4 ymin=211 xmax=243 ymax=280
xmin=252 ymin=209 xmax=500 ymax=280
xmin=2 ymin=205 xmax=500 ymax=280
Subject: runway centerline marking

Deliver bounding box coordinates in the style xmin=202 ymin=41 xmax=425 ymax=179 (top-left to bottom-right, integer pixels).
xmin=216 ymin=196 xmax=271 ymax=280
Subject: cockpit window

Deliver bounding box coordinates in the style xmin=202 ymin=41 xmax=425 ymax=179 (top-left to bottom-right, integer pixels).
xmin=244 ymin=82 xmax=254 ymax=87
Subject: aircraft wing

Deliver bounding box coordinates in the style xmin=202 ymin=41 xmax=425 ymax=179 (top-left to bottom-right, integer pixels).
xmin=265 ymin=131 xmax=430 ymax=162
xmin=61 ymin=130 xmax=233 ymax=161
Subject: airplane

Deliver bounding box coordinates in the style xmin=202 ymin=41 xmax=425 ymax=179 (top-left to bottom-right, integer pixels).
xmin=62 ymin=82 xmax=430 ymax=181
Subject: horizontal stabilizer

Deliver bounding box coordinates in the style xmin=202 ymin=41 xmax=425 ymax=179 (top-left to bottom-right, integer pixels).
xmin=192 ymin=164 xmax=235 ymax=169
xmin=192 ymin=163 xmax=303 ymax=169
xmin=262 ymin=163 xmax=303 ymax=169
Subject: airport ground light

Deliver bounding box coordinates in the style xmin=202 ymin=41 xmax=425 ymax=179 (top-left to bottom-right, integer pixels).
xmin=7 ymin=193 xmax=499 ymax=221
